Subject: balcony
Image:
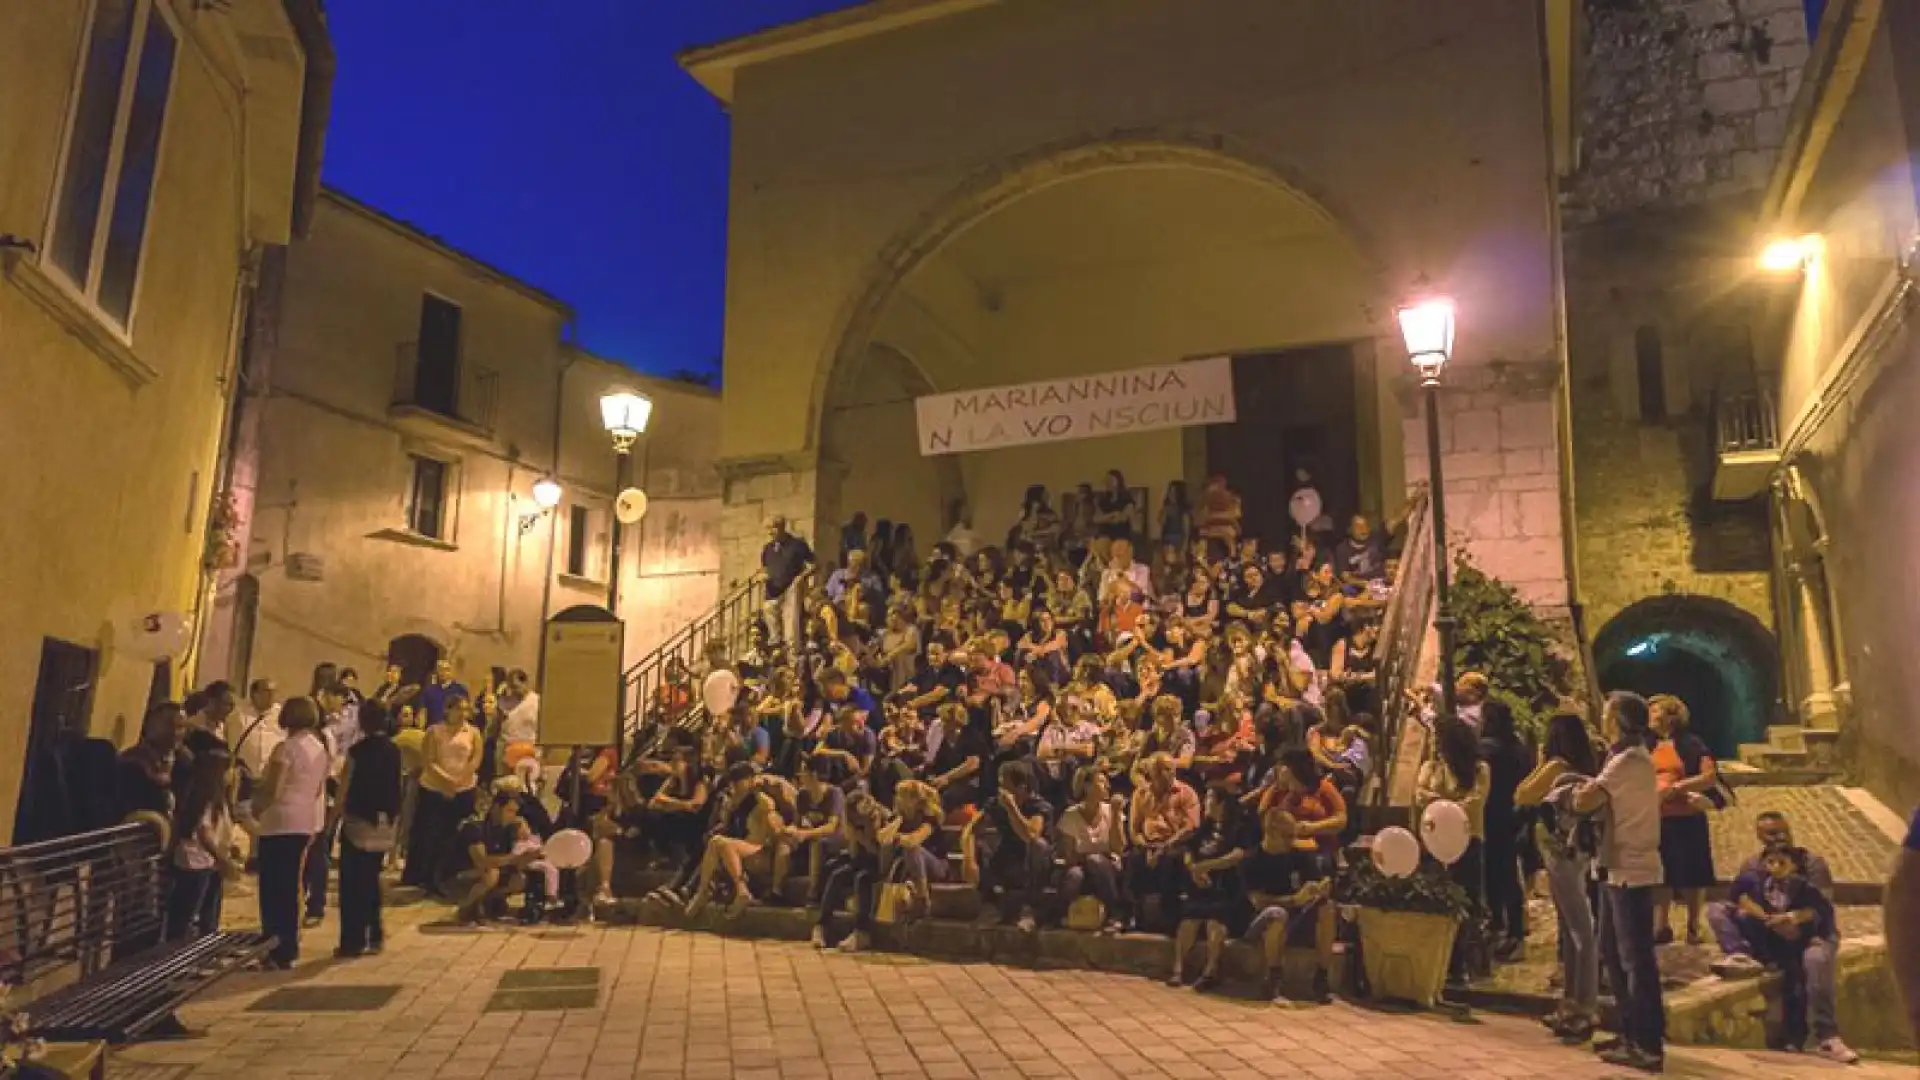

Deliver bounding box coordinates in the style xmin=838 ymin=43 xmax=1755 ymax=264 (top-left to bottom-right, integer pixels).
xmin=1710 ymin=386 xmax=1780 ymax=501
xmin=389 ymin=342 xmax=499 ymax=447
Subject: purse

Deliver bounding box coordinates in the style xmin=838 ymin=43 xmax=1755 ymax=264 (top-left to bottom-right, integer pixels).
xmin=874 ymin=881 xmax=915 ymax=924
xmin=343 ymin=813 xmax=397 ymax=853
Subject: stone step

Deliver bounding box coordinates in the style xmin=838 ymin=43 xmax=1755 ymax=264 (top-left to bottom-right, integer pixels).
xmin=1765 ymin=725 xmax=1807 ymax=753
xmin=596 ymin=892 xmax=1356 ymax=1000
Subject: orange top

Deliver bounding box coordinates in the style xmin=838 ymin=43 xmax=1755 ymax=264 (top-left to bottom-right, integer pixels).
xmin=1651 ymin=738 xmax=1698 ymax=818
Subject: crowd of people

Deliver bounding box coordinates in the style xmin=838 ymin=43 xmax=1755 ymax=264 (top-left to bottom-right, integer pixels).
xmin=94 ymin=466 xmax=1889 ymax=1073
xmin=604 ymin=473 xmax=1404 ymax=1008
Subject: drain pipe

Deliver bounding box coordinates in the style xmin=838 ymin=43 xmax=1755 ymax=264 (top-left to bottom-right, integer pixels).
xmin=534 ymin=330 xmax=581 ymax=686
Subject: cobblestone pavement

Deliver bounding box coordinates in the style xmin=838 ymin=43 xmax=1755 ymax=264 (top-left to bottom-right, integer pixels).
xmin=116 ymin=903 xmax=1909 ymax=1080
xmin=1707 ymin=787 xmax=1900 ymax=885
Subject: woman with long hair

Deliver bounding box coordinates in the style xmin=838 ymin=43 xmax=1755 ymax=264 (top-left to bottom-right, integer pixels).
xmin=1418 ymin=715 xmax=1492 ymax=986
xmin=167 ymin=748 xmax=240 ymax=940
xmin=891 ymin=522 xmax=918 ymax=579
xmin=1093 ymin=470 xmax=1137 ymax=545
xmin=1478 ymin=698 xmax=1537 ymax=961
xmin=252 ymin=696 xmax=329 ymax=968
xmin=401 ymin=692 xmax=483 ymax=895
xmin=1159 ymin=480 xmax=1193 ymax=552
xmin=1518 ymin=709 xmax=1604 ymax=1042
xmin=1017 ymin=608 xmax=1071 ymax=688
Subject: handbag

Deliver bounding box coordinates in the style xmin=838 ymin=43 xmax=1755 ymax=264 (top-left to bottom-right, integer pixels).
xmin=343 ymin=813 xmax=397 ymax=853
xmin=874 ymin=881 xmax=915 ymax=924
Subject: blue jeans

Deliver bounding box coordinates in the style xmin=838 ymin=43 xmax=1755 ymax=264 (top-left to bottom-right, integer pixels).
xmin=1599 ymin=883 xmax=1665 ymax=1053
xmin=1708 ymin=902 xmax=1838 ymax=1044
xmin=1545 ymin=853 xmax=1598 ymax=1012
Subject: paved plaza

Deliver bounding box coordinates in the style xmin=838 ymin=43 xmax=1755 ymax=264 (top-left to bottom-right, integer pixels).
xmin=112 ymin=901 xmax=1908 ymax=1080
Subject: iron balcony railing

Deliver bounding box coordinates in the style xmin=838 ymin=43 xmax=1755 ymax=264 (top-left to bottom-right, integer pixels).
xmin=1715 ymin=386 xmax=1779 ymax=454
xmin=1369 ymin=489 xmax=1436 ymax=809
xmin=621 ymin=572 xmax=766 ymax=760
xmin=391 ymin=341 xmax=500 ymax=434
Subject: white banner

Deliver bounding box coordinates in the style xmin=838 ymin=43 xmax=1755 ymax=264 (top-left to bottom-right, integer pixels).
xmin=914 ymin=357 xmax=1236 ymax=456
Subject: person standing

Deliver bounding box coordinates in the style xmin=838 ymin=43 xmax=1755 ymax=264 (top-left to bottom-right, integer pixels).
xmin=1647 ymin=695 xmax=1719 ymax=944
xmin=1573 ymin=692 xmax=1667 ymax=1073
xmin=334 ymin=700 xmax=402 ymax=958
xmin=1478 ymin=699 xmax=1536 ymax=961
xmin=228 ymin=679 xmax=283 ymax=802
xmin=417 ymin=659 xmax=468 ymax=727
xmin=165 ymin=748 xmax=241 ymax=940
xmin=251 ymin=696 xmax=329 ymax=969
xmin=761 ymin=516 xmax=815 ymax=647
xmin=1517 ymin=710 xmax=1603 ymax=1043
xmin=402 ymin=692 xmax=483 ymax=893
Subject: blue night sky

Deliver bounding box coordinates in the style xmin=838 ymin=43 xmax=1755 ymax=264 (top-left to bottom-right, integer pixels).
xmin=320 ymin=1 xmax=861 ymax=378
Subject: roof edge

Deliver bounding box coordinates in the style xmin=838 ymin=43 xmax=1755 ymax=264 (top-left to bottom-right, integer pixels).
xmin=678 ymin=0 xmax=999 ymax=103
xmin=319 ymin=188 xmax=575 ymax=317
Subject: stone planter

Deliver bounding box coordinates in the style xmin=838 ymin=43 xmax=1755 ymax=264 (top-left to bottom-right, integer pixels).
xmin=1356 ymin=907 xmax=1459 ymax=1008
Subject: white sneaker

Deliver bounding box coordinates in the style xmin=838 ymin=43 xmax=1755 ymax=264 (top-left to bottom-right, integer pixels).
xmin=1816 ymin=1037 xmax=1860 ymax=1065
xmin=837 ymin=931 xmax=869 ymax=954
xmin=809 ymin=926 xmax=827 ymax=949
xmin=1710 ymin=953 xmax=1766 ymax=980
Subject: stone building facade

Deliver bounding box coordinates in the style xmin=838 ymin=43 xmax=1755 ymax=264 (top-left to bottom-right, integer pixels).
xmin=685 ymin=0 xmax=1582 ymax=611
xmin=1562 ymin=0 xmax=1822 ymax=754
xmin=0 ymin=0 xmax=329 ymax=841
xmin=199 ymin=191 xmax=723 ymax=703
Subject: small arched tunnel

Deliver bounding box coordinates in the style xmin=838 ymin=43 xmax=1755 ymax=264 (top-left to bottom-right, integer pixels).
xmin=1592 ymin=595 xmax=1781 ymax=760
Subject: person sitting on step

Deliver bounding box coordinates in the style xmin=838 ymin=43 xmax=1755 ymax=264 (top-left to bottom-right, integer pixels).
xmin=1707 ymin=811 xmax=1857 ymax=1064
xmin=1242 ymin=806 xmax=1336 ymax=1005
xmin=962 ymin=760 xmax=1054 ymax=934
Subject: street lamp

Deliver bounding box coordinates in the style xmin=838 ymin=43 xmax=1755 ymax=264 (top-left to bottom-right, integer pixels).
xmin=518 ymin=476 xmax=564 ymax=536
xmin=599 ymin=389 xmax=653 ymax=618
xmin=1398 ymin=295 xmax=1460 ymax=724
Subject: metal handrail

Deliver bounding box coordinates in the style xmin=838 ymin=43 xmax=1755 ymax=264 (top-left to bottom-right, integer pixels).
xmin=1369 ymin=490 xmax=1436 ymax=809
xmin=621 ymin=572 xmax=766 ymax=757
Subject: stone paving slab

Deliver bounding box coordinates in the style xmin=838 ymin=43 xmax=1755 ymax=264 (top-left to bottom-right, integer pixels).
xmin=115 ymin=898 xmax=1916 ymax=1080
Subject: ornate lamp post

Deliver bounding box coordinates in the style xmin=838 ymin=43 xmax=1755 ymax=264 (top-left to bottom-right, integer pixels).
xmin=1397 ymin=296 xmax=1460 ymax=723
xmin=598 ymin=389 xmax=653 ymax=617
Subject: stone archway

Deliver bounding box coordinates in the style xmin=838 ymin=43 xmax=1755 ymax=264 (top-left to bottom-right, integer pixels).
xmin=796 ymin=134 xmax=1387 ymax=560
xmin=1593 ymin=594 xmax=1782 ymax=759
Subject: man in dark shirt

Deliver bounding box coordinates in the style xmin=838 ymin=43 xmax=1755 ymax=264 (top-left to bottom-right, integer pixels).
xmin=907 ymin=639 xmax=967 ymax=717
xmin=1225 ymin=566 xmax=1285 ymax=628
xmin=964 ymin=761 xmax=1053 ymax=933
xmin=1242 ymin=806 xmax=1335 ymax=1004
xmin=418 ymin=659 xmax=469 ymax=727
xmin=761 ymin=516 xmax=815 ymax=647
xmin=453 ymin=795 xmax=538 ymax=923
xmin=117 ymin=701 xmax=183 ymax=820
xmin=1333 ymin=514 xmax=1387 ymax=585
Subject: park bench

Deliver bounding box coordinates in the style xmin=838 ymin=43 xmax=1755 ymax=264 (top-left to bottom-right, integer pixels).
xmin=0 ymin=821 xmax=273 ymax=1043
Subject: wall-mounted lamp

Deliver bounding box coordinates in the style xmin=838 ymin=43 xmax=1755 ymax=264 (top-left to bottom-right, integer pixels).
xmin=519 ymin=476 xmax=563 ymax=535
xmin=1759 ymin=234 xmax=1822 ymax=274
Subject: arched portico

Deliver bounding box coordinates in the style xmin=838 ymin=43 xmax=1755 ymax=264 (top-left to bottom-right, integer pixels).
xmin=1593 ymin=594 xmax=1782 ymax=759
xmin=721 ymin=134 xmax=1406 ymax=578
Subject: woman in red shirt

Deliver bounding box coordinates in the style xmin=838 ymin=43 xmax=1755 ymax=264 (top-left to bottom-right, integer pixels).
xmin=1260 ymin=748 xmax=1347 ymax=854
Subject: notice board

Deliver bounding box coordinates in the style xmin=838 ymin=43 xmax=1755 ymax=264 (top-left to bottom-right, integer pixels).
xmin=538 ymin=608 xmax=624 ymax=747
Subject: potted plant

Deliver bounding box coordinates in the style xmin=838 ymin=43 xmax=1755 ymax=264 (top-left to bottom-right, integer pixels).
xmin=1342 ymin=854 xmax=1473 ymax=1008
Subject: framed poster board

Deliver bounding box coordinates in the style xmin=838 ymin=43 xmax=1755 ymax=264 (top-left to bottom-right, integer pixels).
xmin=538 ymin=606 xmax=624 ymax=747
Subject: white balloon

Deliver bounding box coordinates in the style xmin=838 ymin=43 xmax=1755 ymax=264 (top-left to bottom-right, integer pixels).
xmin=544 ymin=828 xmax=592 ymax=871
xmin=1288 ymin=487 xmax=1322 ymax=529
xmin=614 ymin=488 xmax=649 ymax=525
xmin=1370 ymin=826 xmax=1421 ymax=878
xmin=702 ymin=669 xmax=740 ymax=715
xmin=1421 ymin=799 xmax=1472 ymax=866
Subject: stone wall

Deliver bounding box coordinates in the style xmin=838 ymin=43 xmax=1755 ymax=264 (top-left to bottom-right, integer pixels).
xmin=1572 ymin=0 xmax=1813 ymax=220
xmin=1401 ymin=360 xmax=1570 ymax=613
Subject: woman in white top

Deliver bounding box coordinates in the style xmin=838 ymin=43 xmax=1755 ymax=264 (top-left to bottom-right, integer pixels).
xmin=165 ymin=748 xmax=242 ymax=941
xmin=1053 ymin=769 xmax=1127 ymax=934
xmin=251 ymin=696 xmax=330 ymax=968
xmin=400 ymin=693 xmax=483 ymax=895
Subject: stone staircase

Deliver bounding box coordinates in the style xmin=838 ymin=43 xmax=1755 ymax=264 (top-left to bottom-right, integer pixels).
xmin=1731 ymin=711 xmax=1843 ymax=783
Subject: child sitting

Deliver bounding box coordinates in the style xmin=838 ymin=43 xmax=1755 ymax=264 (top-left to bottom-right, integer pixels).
xmin=1723 ymin=843 xmax=1837 ymax=1050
